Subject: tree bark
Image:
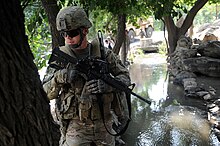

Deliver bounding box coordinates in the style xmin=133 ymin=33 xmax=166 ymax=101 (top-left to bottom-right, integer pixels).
xmin=0 ymin=0 xmax=60 ymax=145
xmin=164 ymin=16 xmax=178 ymax=54
xmin=113 ymin=14 xmax=126 ymax=55
xmin=120 ymin=39 xmax=126 ymax=64
xmin=41 ymin=0 xmax=65 ymax=48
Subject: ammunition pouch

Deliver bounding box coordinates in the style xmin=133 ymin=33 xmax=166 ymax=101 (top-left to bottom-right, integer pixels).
xmin=56 ymin=89 xmax=78 ymax=120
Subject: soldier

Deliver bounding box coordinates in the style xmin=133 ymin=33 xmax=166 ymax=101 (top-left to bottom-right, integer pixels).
xmin=43 ymin=6 xmax=131 ymax=146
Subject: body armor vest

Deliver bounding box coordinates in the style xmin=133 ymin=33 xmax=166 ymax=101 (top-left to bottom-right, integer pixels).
xmin=55 ymin=40 xmax=114 ymax=122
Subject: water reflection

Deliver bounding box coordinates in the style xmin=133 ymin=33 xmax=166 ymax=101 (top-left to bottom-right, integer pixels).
xmin=129 ymin=54 xmax=168 ymax=111
xmin=123 ymin=54 xmax=219 ymax=146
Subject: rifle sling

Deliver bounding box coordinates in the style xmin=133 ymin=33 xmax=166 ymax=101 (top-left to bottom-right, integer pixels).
xmin=97 ymin=93 xmax=131 ymax=136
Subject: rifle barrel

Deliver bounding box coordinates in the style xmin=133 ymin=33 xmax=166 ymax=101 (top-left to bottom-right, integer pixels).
xmin=131 ymin=92 xmax=151 ymax=105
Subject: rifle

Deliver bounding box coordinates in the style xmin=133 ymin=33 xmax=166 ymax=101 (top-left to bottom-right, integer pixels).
xmin=48 ymin=47 xmax=152 ymax=105
xmin=97 ymin=30 xmax=105 ymax=60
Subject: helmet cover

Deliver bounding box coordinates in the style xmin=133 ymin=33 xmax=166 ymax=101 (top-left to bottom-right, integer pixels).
xmin=56 ymin=6 xmax=92 ymax=31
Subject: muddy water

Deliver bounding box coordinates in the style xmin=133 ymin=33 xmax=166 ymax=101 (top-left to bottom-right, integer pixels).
xmin=123 ymin=53 xmax=219 ymax=146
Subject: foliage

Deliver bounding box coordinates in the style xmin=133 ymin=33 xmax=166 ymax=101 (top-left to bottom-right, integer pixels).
xmin=24 ymin=0 xmax=51 ymax=69
xmin=22 ymin=0 xmax=219 ymax=69
xmin=145 ymin=0 xmax=219 ymax=22
xmin=80 ymin=0 xmax=138 ymax=14
xmin=194 ymin=3 xmax=220 ymax=26
xmin=23 ymin=0 xmax=158 ymax=69
xmin=153 ymin=19 xmax=165 ymax=31
xmin=158 ymin=42 xmax=167 ymax=55
xmin=79 ymin=0 xmax=153 ymax=36
xmin=88 ymin=8 xmax=117 ymax=40
xmin=145 ymin=0 xmax=191 ymax=20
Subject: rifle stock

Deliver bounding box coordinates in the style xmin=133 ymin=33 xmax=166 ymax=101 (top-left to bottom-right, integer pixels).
xmin=49 ymin=47 xmax=152 ymax=105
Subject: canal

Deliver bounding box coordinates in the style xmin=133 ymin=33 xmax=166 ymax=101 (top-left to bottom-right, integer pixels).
xmin=123 ymin=53 xmax=219 ymax=146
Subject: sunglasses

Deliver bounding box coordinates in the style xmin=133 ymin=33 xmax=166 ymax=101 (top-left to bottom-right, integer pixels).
xmin=60 ymin=29 xmax=80 ymax=38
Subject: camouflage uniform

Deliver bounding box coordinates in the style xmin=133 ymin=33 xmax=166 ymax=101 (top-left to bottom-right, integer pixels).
xmin=43 ymin=6 xmax=130 ymax=146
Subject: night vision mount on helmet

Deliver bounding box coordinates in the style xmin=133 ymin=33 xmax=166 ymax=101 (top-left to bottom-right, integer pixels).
xmin=56 ymin=6 xmax=92 ymax=31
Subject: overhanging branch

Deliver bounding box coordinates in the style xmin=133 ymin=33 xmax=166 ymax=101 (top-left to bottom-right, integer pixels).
xmin=181 ymin=0 xmax=208 ymax=34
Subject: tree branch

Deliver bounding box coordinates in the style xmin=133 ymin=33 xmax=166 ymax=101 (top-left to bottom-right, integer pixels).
xmin=180 ymin=0 xmax=208 ymax=34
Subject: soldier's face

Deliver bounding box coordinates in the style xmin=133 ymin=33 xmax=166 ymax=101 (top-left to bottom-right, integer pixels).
xmin=63 ymin=28 xmax=88 ymax=46
xmin=62 ymin=29 xmax=80 ymax=45
xmin=64 ymin=33 xmax=80 ymax=45
xmin=63 ymin=29 xmax=80 ymax=38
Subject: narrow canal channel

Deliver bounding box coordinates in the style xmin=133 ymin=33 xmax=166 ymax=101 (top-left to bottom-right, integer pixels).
xmin=123 ymin=53 xmax=219 ymax=146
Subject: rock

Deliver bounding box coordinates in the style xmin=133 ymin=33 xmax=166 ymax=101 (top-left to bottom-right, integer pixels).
xmin=172 ymin=48 xmax=197 ymax=59
xmin=208 ymin=104 xmax=220 ymax=113
xmin=203 ymin=93 xmax=212 ymax=100
xmin=202 ymin=33 xmax=218 ymax=42
xmin=140 ymin=38 xmax=152 ymax=47
xmin=139 ymin=38 xmax=158 ymax=52
xmin=176 ymin=35 xmax=192 ymax=49
xmin=168 ymin=35 xmax=220 ymax=107
xmin=209 ymin=86 xmax=216 ymax=95
xmin=196 ymin=91 xmax=209 ymax=97
xmin=182 ymin=78 xmax=197 ymax=92
xmin=174 ymin=71 xmax=197 ymax=85
xmin=214 ymin=99 xmax=220 ymax=105
xmin=183 ymin=57 xmax=220 ymax=77
xmin=194 ymin=19 xmax=220 ymax=41
xmin=168 ymin=36 xmax=197 ymax=78
xmin=207 ymin=103 xmax=216 ymax=109
xmin=197 ymin=41 xmax=220 ymax=58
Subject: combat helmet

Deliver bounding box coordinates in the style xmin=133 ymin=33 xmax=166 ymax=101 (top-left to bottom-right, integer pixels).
xmin=56 ymin=6 xmax=92 ymax=31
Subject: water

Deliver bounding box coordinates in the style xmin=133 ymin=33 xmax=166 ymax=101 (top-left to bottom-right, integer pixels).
xmin=40 ymin=51 xmax=220 ymax=145
xmin=123 ymin=53 xmax=220 ymax=146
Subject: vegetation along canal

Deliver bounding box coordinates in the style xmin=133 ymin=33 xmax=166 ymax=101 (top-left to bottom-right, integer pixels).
xmin=122 ymin=53 xmax=219 ymax=146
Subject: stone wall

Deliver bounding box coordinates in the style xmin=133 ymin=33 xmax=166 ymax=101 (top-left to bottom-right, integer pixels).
xmin=168 ymin=35 xmax=220 ymax=141
xmin=168 ymin=35 xmax=220 ymax=99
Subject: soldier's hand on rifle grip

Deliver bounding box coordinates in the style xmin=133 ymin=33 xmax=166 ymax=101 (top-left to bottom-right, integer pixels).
xmin=54 ymin=69 xmax=80 ymax=85
xmin=86 ymin=79 xmax=113 ymax=94
xmin=67 ymin=69 xmax=80 ymax=83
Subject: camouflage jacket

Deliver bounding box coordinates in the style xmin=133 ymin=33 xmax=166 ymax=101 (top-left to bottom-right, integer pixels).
xmin=42 ymin=39 xmax=130 ymax=122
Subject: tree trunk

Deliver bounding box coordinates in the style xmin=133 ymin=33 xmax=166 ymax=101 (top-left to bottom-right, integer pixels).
xmin=164 ymin=0 xmax=208 ymax=54
xmin=0 ymin=0 xmax=60 ymax=145
xmin=164 ymin=16 xmax=178 ymax=54
xmin=113 ymin=14 xmax=126 ymax=55
xmin=41 ymin=0 xmax=65 ymax=47
xmin=120 ymin=40 xmax=126 ymax=64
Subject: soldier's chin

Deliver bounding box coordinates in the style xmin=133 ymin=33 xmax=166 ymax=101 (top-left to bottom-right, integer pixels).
xmin=68 ymin=44 xmax=80 ymax=49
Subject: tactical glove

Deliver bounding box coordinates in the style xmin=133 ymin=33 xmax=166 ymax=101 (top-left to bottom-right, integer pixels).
xmin=54 ymin=69 xmax=79 ymax=84
xmin=86 ymin=79 xmax=113 ymax=94
xmin=67 ymin=69 xmax=80 ymax=83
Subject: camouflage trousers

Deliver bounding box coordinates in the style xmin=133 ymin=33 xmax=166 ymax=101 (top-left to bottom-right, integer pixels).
xmin=60 ymin=119 xmax=115 ymax=146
